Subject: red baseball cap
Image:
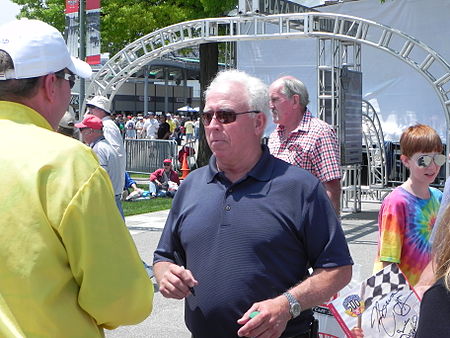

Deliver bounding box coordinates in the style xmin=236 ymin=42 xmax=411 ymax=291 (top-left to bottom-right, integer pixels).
xmin=163 ymin=159 xmax=172 ymax=164
xmin=75 ymin=115 xmax=103 ymax=130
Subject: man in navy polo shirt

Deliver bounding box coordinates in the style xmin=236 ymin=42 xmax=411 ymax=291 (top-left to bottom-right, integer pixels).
xmin=153 ymin=70 xmax=353 ymax=338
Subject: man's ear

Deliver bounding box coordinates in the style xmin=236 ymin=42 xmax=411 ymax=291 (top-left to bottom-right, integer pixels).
xmin=292 ymin=94 xmax=301 ymax=107
xmin=41 ymin=73 xmax=58 ymax=103
xmin=254 ymin=112 xmax=266 ymax=134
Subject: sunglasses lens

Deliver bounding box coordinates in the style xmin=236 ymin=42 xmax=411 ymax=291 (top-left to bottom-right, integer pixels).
xmin=417 ymin=154 xmax=446 ymax=167
xmin=435 ymin=154 xmax=447 ymax=166
xmin=417 ymin=156 xmax=432 ymax=167
xmin=216 ymin=111 xmax=236 ymax=124
xmin=201 ymin=113 xmax=213 ymax=125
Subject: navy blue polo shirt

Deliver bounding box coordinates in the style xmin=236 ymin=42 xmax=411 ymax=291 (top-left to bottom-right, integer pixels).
xmin=154 ymin=145 xmax=353 ymax=338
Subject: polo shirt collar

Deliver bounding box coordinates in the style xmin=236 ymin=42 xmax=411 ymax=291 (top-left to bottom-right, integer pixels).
xmin=0 ymin=101 xmax=52 ymax=131
xmin=206 ymin=145 xmax=273 ymax=184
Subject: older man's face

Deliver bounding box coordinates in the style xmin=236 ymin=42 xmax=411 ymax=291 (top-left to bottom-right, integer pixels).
xmin=269 ymin=81 xmax=295 ymax=125
xmin=204 ymin=82 xmax=260 ymax=163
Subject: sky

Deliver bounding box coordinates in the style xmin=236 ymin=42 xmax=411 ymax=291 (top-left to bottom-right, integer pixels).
xmin=1 ymin=0 xmax=20 ymax=25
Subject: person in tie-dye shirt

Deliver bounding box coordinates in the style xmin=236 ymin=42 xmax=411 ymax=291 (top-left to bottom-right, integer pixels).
xmin=374 ymin=124 xmax=445 ymax=286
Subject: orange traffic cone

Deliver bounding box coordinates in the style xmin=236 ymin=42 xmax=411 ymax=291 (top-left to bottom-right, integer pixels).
xmin=181 ymin=152 xmax=190 ymax=179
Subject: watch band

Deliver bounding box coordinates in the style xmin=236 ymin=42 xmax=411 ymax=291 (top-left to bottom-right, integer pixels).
xmin=283 ymin=291 xmax=302 ymax=318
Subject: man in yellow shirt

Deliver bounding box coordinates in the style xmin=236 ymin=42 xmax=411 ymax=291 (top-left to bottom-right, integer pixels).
xmin=0 ymin=19 xmax=153 ymax=337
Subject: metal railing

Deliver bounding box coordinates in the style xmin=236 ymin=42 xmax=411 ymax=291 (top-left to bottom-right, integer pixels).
xmin=125 ymin=139 xmax=178 ymax=173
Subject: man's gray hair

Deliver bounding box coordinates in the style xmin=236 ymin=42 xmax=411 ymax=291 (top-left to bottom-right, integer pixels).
xmin=0 ymin=50 xmax=40 ymax=100
xmin=205 ymin=69 xmax=269 ymax=120
xmin=279 ymin=77 xmax=310 ymax=107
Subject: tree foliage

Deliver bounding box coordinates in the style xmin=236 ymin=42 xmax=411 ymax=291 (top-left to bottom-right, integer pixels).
xmin=11 ymin=0 xmax=236 ymax=55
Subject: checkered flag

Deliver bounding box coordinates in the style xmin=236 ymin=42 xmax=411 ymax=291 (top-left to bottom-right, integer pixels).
xmin=363 ymin=263 xmax=407 ymax=309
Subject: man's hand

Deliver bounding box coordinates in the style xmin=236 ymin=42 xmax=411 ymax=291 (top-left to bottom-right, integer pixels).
xmin=154 ymin=262 xmax=198 ymax=299
xmin=237 ymin=295 xmax=291 ymax=338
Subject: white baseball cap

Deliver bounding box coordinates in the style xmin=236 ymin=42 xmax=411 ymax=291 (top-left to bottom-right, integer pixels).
xmin=0 ymin=19 xmax=92 ymax=80
xmin=86 ymin=95 xmax=111 ymax=114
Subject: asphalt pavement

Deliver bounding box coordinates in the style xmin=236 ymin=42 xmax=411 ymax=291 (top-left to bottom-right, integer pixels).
xmin=106 ymin=202 xmax=380 ymax=338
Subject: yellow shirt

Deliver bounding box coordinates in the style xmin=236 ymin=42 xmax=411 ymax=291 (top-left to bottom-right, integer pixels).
xmin=167 ymin=119 xmax=176 ymax=133
xmin=0 ymin=101 xmax=153 ymax=337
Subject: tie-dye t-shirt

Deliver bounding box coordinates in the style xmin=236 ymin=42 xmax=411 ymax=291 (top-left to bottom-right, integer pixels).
xmin=375 ymin=186 xmax=442 ymax=286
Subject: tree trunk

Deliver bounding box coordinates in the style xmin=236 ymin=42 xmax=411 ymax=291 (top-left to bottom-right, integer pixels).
xmin=197 ymin=42 xmax=219 ymax=168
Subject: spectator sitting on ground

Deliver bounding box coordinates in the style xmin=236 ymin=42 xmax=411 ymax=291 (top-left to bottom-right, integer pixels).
xmin=149 ymin=159 xmax=180 ymax=198
xmin=123 ymin=172 xmax=144 ymax=201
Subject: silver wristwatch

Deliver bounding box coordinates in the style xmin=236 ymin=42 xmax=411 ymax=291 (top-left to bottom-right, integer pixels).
xmin=283 ymin=291 xmax=302 ymax=319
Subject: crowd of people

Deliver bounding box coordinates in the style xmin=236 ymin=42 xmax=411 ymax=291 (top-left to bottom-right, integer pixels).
xmin=2 ymin=17 xmax=450 ymax=338
xmin=110 ymin=111 xmax=200 ymax=144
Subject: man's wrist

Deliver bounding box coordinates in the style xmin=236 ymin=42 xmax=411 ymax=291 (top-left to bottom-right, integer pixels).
xmin=283 ymin=291 xmax=302 ymax=319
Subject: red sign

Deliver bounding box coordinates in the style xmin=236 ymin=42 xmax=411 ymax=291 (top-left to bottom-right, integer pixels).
xmin=65 ymin=0 xmax=79 ymax=14
xmin=86 ymin=0 xmax=100 ymax=10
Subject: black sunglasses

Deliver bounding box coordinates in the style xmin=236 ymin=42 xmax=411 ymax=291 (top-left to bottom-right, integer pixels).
xmin=201 ymin=110 xmax=260 ymax=126
xmin=55 ymin=70 xmax=76 ymax=89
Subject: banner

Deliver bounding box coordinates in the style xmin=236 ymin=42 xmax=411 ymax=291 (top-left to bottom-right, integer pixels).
xmin=65 ymin=0 xmax=79 ymax=58
xmin=328 ymin=264 xmax=420 ymax=338
xmin=86 ymin=0 xmax=101 ymax=65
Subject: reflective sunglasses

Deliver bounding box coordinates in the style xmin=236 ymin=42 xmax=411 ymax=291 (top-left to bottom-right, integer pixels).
xmin=55 ymin=70 xmax=76 ymax=89
xmin=201 ymin=110 xmax=260 ymax=126
xmin=415 ymin=154 xmax=446 ymax=168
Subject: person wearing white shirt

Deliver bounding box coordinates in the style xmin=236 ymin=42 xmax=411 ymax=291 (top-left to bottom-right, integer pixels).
xmin=86 ymin=95 xmax=126 ymax=213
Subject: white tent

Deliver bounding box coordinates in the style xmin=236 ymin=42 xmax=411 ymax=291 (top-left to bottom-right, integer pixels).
xmin=177 ymin=106 xmax=198 ymax=113
xmin=237 ymin=0 xmax=450 ymax=142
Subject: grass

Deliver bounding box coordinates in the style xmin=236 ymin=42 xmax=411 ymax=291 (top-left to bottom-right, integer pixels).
xmin=122 ymin=179 xmax=173 ymax=217
xmin=122 ymin=197 xmax=173 ymax=217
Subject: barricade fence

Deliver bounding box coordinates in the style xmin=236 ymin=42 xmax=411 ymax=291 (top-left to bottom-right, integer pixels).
xmin=125 ymin=139 xmax=178 ymax=174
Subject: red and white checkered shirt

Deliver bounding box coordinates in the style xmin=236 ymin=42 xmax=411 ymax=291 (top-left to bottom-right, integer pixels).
xmin=268 ymin=110 xmax=341 ymax=183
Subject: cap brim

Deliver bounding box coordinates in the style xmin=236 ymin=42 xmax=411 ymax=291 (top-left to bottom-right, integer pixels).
xmin=74 ymin=122 xmax=87 ymax=128
xmin=68 ymin=57 xmax=92 ymax=79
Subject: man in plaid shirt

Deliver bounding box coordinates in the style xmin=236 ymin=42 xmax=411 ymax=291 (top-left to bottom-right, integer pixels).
xmin=268 ymin=76 xmax=341 ymax=213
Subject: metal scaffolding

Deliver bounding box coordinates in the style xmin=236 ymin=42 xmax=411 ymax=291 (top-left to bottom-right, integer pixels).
xmin=84 ymin=12 xmax=450 ymax=209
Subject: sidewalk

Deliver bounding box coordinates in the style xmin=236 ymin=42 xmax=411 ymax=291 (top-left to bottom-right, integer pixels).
xmin=125 ymin=202 xmax=380 ymax=280
xmin=125 ymin=209 xmax=170 ymax=235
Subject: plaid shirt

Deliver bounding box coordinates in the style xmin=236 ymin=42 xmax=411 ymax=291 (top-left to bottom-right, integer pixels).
xmin=268 ymin=110 xmax=341 ymax=183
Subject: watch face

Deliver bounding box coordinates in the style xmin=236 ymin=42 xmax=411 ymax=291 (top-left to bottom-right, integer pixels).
xmin=292 ymin=303 xmax=301 ymax=317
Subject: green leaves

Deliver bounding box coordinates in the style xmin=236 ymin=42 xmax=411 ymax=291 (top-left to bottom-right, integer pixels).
xmin=11 ymin=0 xmax=236 ymax=55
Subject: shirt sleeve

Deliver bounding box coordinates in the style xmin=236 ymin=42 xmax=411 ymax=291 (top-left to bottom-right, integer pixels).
xmin=311 ymin=126 xmax=341 ymax=182
xmin=150 ymin=169 xmax=161 ymax=182
xmin=58 ymin=167 xmax=153 ymax=329
xmin=378 ymin=194 xmax=406 ymax=263
xmin=302 ymin=181 xmax=353 ymax=269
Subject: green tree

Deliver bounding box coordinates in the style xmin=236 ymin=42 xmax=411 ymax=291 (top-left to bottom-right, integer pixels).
xmin=12 ymin=0 xmax=236 ymax=55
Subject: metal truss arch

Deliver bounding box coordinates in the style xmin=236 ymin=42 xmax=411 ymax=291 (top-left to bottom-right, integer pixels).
xmin=86 ymin=12 xmax=450 ymax=126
